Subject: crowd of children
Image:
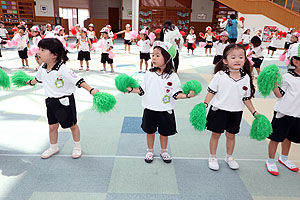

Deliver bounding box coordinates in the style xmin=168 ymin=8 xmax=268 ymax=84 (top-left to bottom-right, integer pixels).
xmin=0 ymin=20 xmax=300 ymax=177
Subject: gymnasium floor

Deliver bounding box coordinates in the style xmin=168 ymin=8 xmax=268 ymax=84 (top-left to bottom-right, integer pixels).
xmin=0 ymin=39 xmax=300 ymax=200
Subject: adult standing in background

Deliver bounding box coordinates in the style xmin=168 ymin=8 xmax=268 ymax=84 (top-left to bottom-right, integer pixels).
xmin=160 ymin=20 xmax=183 ymax=72
xmin=220 ymin=14 xmax=244 ymax=44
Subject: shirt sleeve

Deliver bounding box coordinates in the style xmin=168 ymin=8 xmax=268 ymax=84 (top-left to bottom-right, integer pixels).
xmin=242 ymin=75 xmax=251 ymax=101
xmin=207 ymin=73 xmax=219 ymax=94
xmin=60 ymin=65 xmax=85 ymax=88
xmin=220 ymin=21 xmax=227 ymax=29
xmin=171 ymin=74 xmax=183 ymax=100
xmin=139 ymin=71 xmax=149 ymax=96
xmin=278 ymin=74 xmax=289 ymax=96
xmin=35 ymin=66 xmax=43 ymax=83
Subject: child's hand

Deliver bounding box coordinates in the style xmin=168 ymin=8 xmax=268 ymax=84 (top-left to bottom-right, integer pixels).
xmin=126 ymin=87 xmax=133 ymax=93
xmin=91 ymin=88 xmax=99 ymax=95
xmin=188 ymin=90 xmax=195 ymax=98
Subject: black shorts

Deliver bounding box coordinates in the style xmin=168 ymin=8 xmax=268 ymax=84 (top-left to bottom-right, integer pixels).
xmin=205 ymin=41 xmax=213 ymax=48
xmin=268 ymin=46 xmax=277 ymax=51
xmin=124 ymin=39 xmax=132 ymax=45
xmin=77 ymin=50 xmax=91 ymax=61
xmin=187 ymin=43 xmax=194 ymax=50
xmin=46 ymin=94 xmax=77 ymax=129
xmin=141 ymin=108 xmax=177 ymax=136
xmin=268 ymin=111 xmax=300 ymax=143
xmin=206 ymin=106 xmax=243 ymax=134
xmin=140 ymin=52 xmax=150 ymax=61
xmin=252 ymin=57 xmax=264 ymax=68
xmin=89 ymin=38 xmax=93 ymax=44
xmin=18 ymin=47 xmax=28 ymax=59
xmin=101 ymin=53 xmax=113 ymax=64
xmin=213 ymin=55 xmax=223 ymax=64
xmin=284 ymin=42 xmax=290 ymax=50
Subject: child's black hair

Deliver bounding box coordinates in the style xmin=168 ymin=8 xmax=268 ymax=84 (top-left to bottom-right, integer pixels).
xmin=88 ymin=26 xmax=95 ymax=31
xmin=250 ymin=36 xmax=261 ymax=48
xmin=142 ymin=33 xmax=150 ymax=40
xmin=38 ymin=38 xmax=69 ymax=63
xmin=150 ymin=46 xmax=175 ymax=79
xmin=290 ymin=56 xmax=300 ymax=67
xmin=18 ymin=25 xmax=26 ymax=31
xmin=190 ymin=26 xmax=195 ymax=30
xmin=243 ymin=29 xmax=250 ymax=34
xmin=214 ymin=43 xmax=255 ymax=98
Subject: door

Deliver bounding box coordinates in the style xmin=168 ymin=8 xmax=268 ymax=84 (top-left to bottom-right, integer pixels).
xmin=108 ymin=7 xmax=119 ymax=32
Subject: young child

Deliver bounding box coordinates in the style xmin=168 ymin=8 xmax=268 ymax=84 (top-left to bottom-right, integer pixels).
xmin=126 ymin=41 xmax=196 ymax=163
xmin=45 ymin=23 xmax=54 ymax=37
xmin=265 ymin=43 xmax=300 ymax=176
xmin=268 ymin=30 xmax=281 ymax=58
xmin=99 ymin=27 xmax=114 ymax=72
xmin=138 ymin=28 xmax=151 ymax=73
xmin=26 ymin=38 xmax=99 ymax=159
xmin=76 ymin=27 xmax=92 ymax=71
xmin=186 ymin=26 xmax=196 ymax=55
xmin=75 ymin=24 xmax=81 ymax=44
xmin=213 ymin=31 xmax=229 ymax=65
xmin=241 ymin=28 xmax=251 ymax=47
xmin=200 ymin=26 xmax=214 ymax=56
xmin=88 ymin=24 xmax=96 ymax=44
xmin=255 ymin=29 xmax=263 ymax=42
xmin=17 ymin=25 xmax=29 ymax=68
xmin=203 ymin=43 xmax=258 ymax=171
xmin=247 ymin=36 xmax=264 ymax=75
xmin=0 ymin=21 xmax=9 ymax=48
xmin=284 ymin=28 xmax=295 ymax=51
xmin=116 ymin=24 xmax=132 ymax=53
xmin=286 ymin=33 xmax=299 ymax=59
xmin=106 ymin=25 xmax=114 ymax=39
xmin=54 ymin=25 xmax=68 ymax=48
xmin=31 ymin=26 xmax=43 ymax=70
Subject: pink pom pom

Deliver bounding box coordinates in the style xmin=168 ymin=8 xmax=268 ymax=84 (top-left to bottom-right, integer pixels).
xmin=5 ymin=40 xmax=13 ymax=48
xmin=199 ymin=42 xmax=206 ymax=48
xmin=130 ymin=31 xmax=138 ymax=39
xmin=12 ymin=34 xmax=21 ymax=42
xmin=68 ymin=43 xmax=76 ymax=50
xmin=108 ymin=50 xmax=115 ymax=59
xmin=279 ymin=53 xmax=286 ymax=61
xmin=285 ymin=59 xmax=290 ymax=66
xmin=248 ymin=57 xmax=254 ymax=65
xmin=91 ymin=44 xmax=96 ymax=51
xmin=149 ymin=32 xmax=156 ymax=42
xmin=12 ymin=40 xmax=18 ymax=46
xmin=30 ymin=46 xmax=39 ymax=55
xmin=28 ymin=50 xmax=34 ymax=57
xmin=97 ymin=40 xmax=104 ymax=49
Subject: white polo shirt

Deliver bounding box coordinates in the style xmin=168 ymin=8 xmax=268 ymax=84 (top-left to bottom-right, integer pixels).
xmin=208 ymin=69 xmax=251 ymax=112
xmin=274 ymin=71 xmax=300 ymax=118
xmin=186 ymin=34 xmax=196 ymax=43
xmin=35 ymin=62 xmax=84 ymax=98
xmin=100 ymin=38 xmax=113 ymax=53
xmin=242 ymin=34 xmax=251 ymax=44
xmin=138 ymin=39 xmax=151 ymax=53
xmin=214 ymin=41 xmax=229 ymax=56
xmin=269 ymin=36 xmax=280 ymax=48
xmin=79 ymin=37 xmax=90 ymax=52
xmin=0 ymin=28 xmax=8 ymax=37
xmin=252 ymin=45 xmax=264 ymax=58
xmin=17 ymin=34 xmax=28 ymax=50
xmin=32 ymin=36 xmax=42 ymax=46
xmin=140 ymin=71 xmax=182 ymax=111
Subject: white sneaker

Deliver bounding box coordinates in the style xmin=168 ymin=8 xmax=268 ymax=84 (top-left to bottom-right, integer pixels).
xmin=41 ymin=148 xmax=59 ymax=159
xmin=72 ymin=147 xmax=82 ymax=159
xmin=266 ymin=160 xmax=279 ymax=176
xmin=278 ymin=156 xmax=299 ymax=172
xmin=208 ymin=157 xmax=219 ymax=171
xmin=225 ymin=156 xmax=239 ymax=170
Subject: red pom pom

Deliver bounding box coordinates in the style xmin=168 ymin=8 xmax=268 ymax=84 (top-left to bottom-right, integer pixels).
xmin=71 ymin=27 xmax=77 ymax=35
xmin=41 ymin=35 xmax=45 ymax=39
xmin=212 ymin=31 xmax=216 ymax=36
xmin=239 ymin=17 xmax=245 ymax=21
xmin=12 ymin=26 xmax=18 ymax=32
xmin=192 ymin=43 xmax=196 ymax=49
xmin=92 ymin=38 xmax=97 ymax=43
xmin=222 ymin=17 xmax=227 ymax=22
xmin=245 ymin=44 xmax=250 ymax=50
xmin=282 ymin=32 xmax=287 ymax=37
xmin=215 ymin=35 xmax=220 ymax=40
xmin=155 ymin=28 xmax=161 ymax=33
xmin=137 ymin=34 xmax=141 ymax=41
xmin=278 ymin=31 xmax=283 ymax=36
xmin=238 ymin=41 xmax=243 ymax=44
xmin=180 ymin=31 xmax=185 ymax=36
xmin=199 ymin=32 xmax=204 ymax=37
xmin=113 ymin=33 xmax=117 ymax=39
xmin=296 ymin=30 xmax=300 ymax=33
xmin=184 ymin=43 xmax=188 ymax=47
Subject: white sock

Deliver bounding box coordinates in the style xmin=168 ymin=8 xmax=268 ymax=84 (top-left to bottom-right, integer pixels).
xmin=280 ymin=155 xmax=288 ymax=161
xmin=161 ymin=149 xmax=167 ymax=153
xmin=268 ymin=158 xmax=276 ymax=163
xmin=210 ymin=154 xmax=216 ymax=158
xmin=73 ymin=141 xmax=81 ymax=149
xmin=226 ymin=154 xmax=232 ymax=158
xmin=50 ymin=143 xmax=58 ymax=150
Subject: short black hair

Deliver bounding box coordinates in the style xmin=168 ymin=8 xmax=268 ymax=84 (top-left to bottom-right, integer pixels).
xmin=251 ymin=36 xmax=261 ymax=47
xmin=230 ymin=14 xmax=236 ymax=20
xmin=18 ymin=25 xmax=26 ymax=31
xmin=38 ymin=38 xmax=69 ymax=63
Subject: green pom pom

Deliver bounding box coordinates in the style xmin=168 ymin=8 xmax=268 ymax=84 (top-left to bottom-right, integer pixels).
xmin=93 ymin=92 xmax=117 ymax=113
xmin=182 ymin=80 xmax=202 ymax=95
xmin=11 ymin=70 xmax=34 ymax=88
xmin=0 ymin=68 xmax=11 ymax=90
xmin=189 ymin=103 xmax=207 ymax=131
xmin=257 ymin=64 xmax=282 ymax=97
xmin=115 ymin=74 xmax=139 ymax=92
xmin=250 ymin=114 xmax=272 ymax=141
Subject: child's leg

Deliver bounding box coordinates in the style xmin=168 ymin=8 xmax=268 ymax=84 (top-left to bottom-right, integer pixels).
xmin=209 ymin=132 xmax=221 ymax=156
xmin=124 ymin=44 xmax=127 ymax=52
xmin=128 ymin=45 xmax=131 ymax=53
xmin=25 ymin=58 xmax=28 ymax=66
xmin=279 ymin=138 xmax=299 ymax=171
xmin=86 ymin=60 xmax=89 ymax=68
xmin=103 ymin=63 xmax=106 ymax=70
xmin=192 ymin=50 xmax=194 ymax=55
xmin=268 ymin=140 xmax=279 ymax=159
xmin=268 ymin=48 xmax=270 ymax=54
xmin=255 ymin=67 xmax=261 ymax=75
xmin=281 ymin=138 xmax=291 ymax=156
xmin=271 ymin=50 xmax=275 ymax=57
xmin=70 ymin=124 xmax=82 ymax=158
xmin=21 ymin=59 xmax=25 ymax=66
xmin=139 ymin=59 xmax=143 ymax=71
xmin=160 ymin=135 xmax=168 ymax=150
xmin=145 ymin=60 xmax=148 ymax=71
xmin=147 ymin=133 xmax=155 ymax=149
xmin=225 ymin=132 xmax=235 ymax=155
xmin=209 ymin=48 xmax=212 ymax=55
xmin=110 ymin=64 xmax=114 ymax=72
xmin=41 ymin=123 xmax=59 ymax=159
xmin=80 ymin=60 xmax=83 ymax=68
xmin=205 ymin=48 xmax=207 ymax=55
xmin=145 ymin=133 xmax=155 ymax=163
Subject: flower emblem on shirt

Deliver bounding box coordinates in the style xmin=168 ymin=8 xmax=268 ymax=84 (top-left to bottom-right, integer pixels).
xmin=166 ymin=89 xmax=170 ymax=93
xmin=55 ymin=77 xmax=64 ymax=88
xmin=162 ymin=95 xmax=171 ymax=104
xmin=167 ymin=82 xmax=173 ymax=86
xmin=242 ymin=86 xmax=248 ymax=91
